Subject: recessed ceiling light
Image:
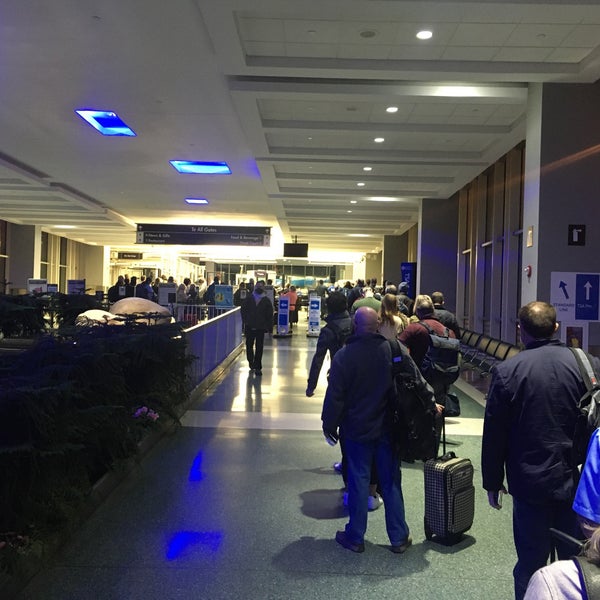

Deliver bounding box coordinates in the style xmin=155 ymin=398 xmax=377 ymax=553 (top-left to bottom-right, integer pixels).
xmin=350 ymin=200 xmax=358 ymax=204
xmin=54 ymin=225 xmax=76 ymax=229
xmin=368 ymin=197 xmax=399 ymax=202
xmin=75 ymin=109 xmax=136 ymax=136
xmin=185 ymin=198 xmax=209 ymax=205
xmin=347 ymin=210 xmax=353 ymax=213
xmin=374 ymin=137 xmax=385 ymax=143
xmin=348 ymin=234 xmax=371 ymax=237
xmin=169 ymin=161 xmax=231 ymax=174
xmin=416 ymin=30 xmax=433 ymax=40
xmin=363 ymin=166 xmax=372 ymax=171
xmin=386 ymin=106 xmax=398 ymax=113
xmin=307 ymin=136 xmax=313 ymax=141
xmin=357 ymin=182 xmax=365 ymax=187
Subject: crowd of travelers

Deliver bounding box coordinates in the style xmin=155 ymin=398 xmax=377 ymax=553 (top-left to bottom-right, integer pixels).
xmin=106 ymin=273 xmax=209 ymax=305
xmin=308 ymin=281 xmax=600 ymax=600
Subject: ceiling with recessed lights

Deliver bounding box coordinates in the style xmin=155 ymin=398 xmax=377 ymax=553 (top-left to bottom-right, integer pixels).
xmin=1 ymin=0 xmax=600 ymax=261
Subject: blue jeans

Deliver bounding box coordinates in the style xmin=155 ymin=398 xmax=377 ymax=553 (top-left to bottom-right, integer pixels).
xmin=344 ymin=433 xmax=409 ymax=546
xmin=512 ymin=497 xmax=580 ymax=600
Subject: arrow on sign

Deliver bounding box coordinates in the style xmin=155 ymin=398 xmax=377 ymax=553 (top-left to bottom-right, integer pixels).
xmin=585 ymin=281 xmax=593 ymax=301
xmin=559 ymin=281 xmax=569 ymax=299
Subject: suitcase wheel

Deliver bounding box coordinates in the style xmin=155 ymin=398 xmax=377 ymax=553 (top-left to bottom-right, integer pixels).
xmin=424 ymin=517 xmax=433 ymax=541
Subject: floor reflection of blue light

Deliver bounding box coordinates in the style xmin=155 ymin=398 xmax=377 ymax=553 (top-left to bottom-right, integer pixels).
xmin=166 ymin=531 xmax=223 ymax=560
xmin=189 ymin=452 xmax=204 ymax=481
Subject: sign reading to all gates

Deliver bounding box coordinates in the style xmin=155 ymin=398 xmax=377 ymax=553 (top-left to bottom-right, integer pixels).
xmin=551 ymin=272 xmax=600 ymax=322
xmin=136 ymin=224 xmax=270 ymax=246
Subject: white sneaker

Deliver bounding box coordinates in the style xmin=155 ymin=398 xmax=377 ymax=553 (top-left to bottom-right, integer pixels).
xmin=368 ymin=494 xmax=383 ymax=511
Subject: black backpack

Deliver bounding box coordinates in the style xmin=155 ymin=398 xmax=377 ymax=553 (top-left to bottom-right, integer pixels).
xmin=327 ymin=319 xmax=353 ymax=355
xmin=569 ymin=348 xmax=600 ymax=469
xmin=418 ymin=321 xmax=461 ymax=387
xmin=388 ymin=339 xmax=437 ymax=462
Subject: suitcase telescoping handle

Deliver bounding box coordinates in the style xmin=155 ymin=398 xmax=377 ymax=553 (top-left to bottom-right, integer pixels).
xmin=439 ymin=451 xmax=457 ymax=462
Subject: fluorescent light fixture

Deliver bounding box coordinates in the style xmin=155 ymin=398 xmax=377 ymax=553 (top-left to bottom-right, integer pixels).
xmin=185 ymin=198 xmax=209 ymax=205
xmin=348 ymin=234 xmax=371 ymax=237
xmin=347 ymin=210 xmax=353 ymax=213
xmin=433 ymin=86 xmax=480 ymax=98
xmin=374 ymin=137 xmax=385 ymax=143
xmin=367 ymin=196 xmax=399 ymax=202
xmin=53 ymin=225 xmax=76 ymax=229
xmin=416 ymin=30 xmax=433 ymax=40
xmin=386 ymin=106 xmax=399 ymax=113
xmin=350 ymin=200 xmax=358 ymax=204
xmin=170 ymin=161 xmax=231 ymax=175
xmin=357 ymin=182 xmax=365 ymax=187
xmin=75 ymin=109 xmax=136 ymax=136
xmin=363 ymin=166 xmax=372 ymax=171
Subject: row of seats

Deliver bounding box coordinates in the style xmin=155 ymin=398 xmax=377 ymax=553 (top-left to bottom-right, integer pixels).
xmin=459 ymin=329 xmax=521 ymax=376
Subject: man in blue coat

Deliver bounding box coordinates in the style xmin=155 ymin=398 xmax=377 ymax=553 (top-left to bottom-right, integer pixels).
xmin=321 ymin=306 xmax=414 ymax=554
xmin=481 ymin=300 xmax=600 ymax=600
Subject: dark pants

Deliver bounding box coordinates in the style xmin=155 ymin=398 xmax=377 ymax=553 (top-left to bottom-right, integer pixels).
xmin=245 ymin=328 xmax=265 ymax=370
xmin=512 ymin=497 xmax=580 ymax=600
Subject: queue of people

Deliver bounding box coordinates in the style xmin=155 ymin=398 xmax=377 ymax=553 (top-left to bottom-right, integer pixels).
xmin=307 ymin=289 xmax=600 ymax=600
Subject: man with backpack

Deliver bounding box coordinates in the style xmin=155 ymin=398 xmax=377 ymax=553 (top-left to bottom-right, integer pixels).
xmin=306 ymin=291 xmax=353 ymax=398
xmin=481 ymin=301 xmax=600 ymax=600
xmin=321 ymin=307 xmax=413 ymax=554
xmin=399 ymin=294 xmax=458 ymax=401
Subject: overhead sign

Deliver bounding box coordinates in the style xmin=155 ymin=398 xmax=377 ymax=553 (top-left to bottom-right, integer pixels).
xmin=136 ymin=224 xmax=270 ymax=247
xmin=118 ymin=252 xmax=143 ymax=260
xmin=550 ymin=272 xmax=599 ymax=321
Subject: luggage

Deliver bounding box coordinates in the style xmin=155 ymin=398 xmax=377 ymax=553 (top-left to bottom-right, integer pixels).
xmin=424 ymin=422 xmax=474 ymax=545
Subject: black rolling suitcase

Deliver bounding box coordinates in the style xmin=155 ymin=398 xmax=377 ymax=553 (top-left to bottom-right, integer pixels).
xmin=423 ymin=418 xmax=474 ymax=545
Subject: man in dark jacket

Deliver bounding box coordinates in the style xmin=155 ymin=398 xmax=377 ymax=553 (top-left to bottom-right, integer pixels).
xmin=397 ymin=281 xmax=414 ymax=316
xmin=306 ymin=292 xmax=352 ymax=397
xmin=321 ymin=306 xmax=413 ymax=554
xmin=481 ymin=301 xmax=600 ymax=600
xmin=240 ymin=280 xmax=273 ymax=376
xmin=431 ymin=291 xmax=461 ymax=339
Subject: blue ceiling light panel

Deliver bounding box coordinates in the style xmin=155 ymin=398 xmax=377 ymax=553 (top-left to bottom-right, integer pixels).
xmin=170 ymin=161 xmax=231 ymax=175
xmin=75 ymin=109 xmax=136 ymax=136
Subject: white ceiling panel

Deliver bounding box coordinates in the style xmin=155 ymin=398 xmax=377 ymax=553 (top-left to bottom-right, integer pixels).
xmin=0 ymin=0 xmax=599 ymax=259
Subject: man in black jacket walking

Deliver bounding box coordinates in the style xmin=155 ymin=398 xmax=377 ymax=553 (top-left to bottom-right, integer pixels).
xmin=240 ymin=280 xmax=273 ymax=376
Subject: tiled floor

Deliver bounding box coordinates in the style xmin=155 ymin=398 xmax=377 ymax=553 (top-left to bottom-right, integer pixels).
xmin=18 ymin=331 xmax=516 ymax=600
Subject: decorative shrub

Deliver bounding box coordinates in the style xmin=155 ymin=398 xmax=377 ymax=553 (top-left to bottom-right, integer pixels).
xmin=0 ymin=321 xmax=191 ymax=576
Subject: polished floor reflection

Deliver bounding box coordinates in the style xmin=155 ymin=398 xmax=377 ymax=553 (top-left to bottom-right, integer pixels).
xmin=19 ymin=332 xmax=516 ymax=600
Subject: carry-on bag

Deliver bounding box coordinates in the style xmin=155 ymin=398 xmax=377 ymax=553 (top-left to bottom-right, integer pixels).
xmin=423 ymin=418 xmax=474 ymax=545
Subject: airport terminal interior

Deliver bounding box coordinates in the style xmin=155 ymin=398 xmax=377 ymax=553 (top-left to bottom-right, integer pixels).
xmin=17 ymin=328 xmax=515 ymax=600
xmin=3 ymin=1 xmax=600 ymax=598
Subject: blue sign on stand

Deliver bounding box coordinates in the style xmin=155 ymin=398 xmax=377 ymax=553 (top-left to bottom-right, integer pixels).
xmin=575 ymin=274 xmax=599 ymax=321
xmin=275 ymin=296 xmax=290 ymax=336
xmin=307 ymin=297 xmax=321 ymax=337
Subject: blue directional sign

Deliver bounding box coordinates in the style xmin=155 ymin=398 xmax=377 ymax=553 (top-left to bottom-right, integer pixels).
xmin=575 ymin=274 xmax=599 ymax=321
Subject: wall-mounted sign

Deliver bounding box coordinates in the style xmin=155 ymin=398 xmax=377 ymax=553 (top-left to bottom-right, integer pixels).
xmin=568 ymin=224 xmax=586 ymax=246
xmin=118 ymin=252 xmax=143 ymax=260
xmin=136 ymin=224 xmax=270 ymax=247
xmin=551 ymin=271 xmax=599 ymax=322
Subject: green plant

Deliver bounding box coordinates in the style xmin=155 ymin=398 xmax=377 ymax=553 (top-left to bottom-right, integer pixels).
xmin=0 ymin=322 xmax=191 ymax=576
